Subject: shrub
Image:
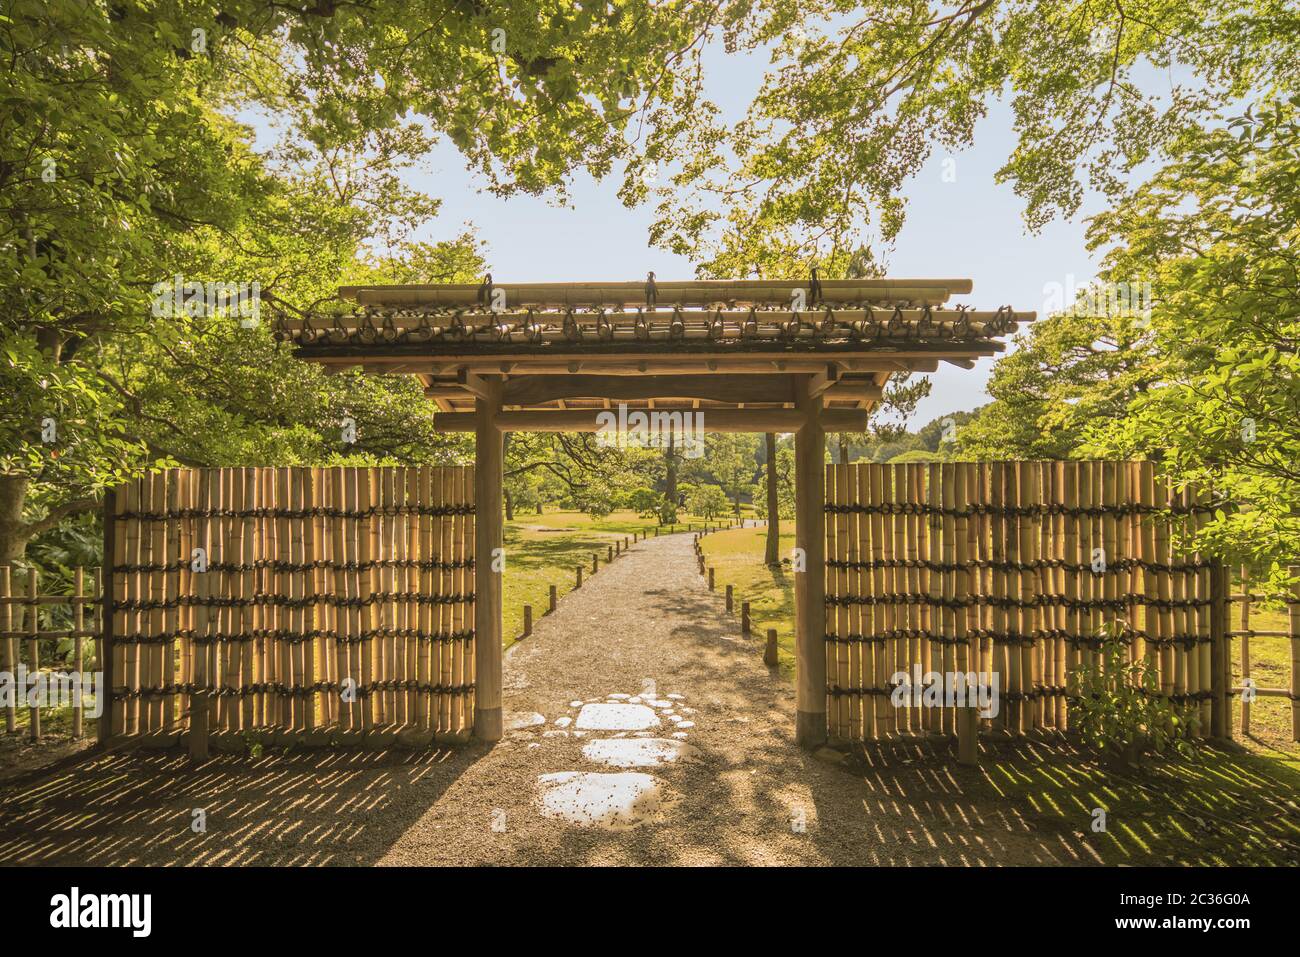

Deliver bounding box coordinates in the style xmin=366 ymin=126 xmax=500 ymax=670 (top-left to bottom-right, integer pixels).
xmin=1068 ymin=622 xmax=1199 ymax=766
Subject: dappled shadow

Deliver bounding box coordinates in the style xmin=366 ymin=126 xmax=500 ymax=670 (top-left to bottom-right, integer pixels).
xmin=0 ymin=742 xmax=484 ymax=866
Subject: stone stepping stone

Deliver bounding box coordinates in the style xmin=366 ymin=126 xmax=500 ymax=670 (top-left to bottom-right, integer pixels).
xmin=504 ymin=711 xmax=545 ymax=731
xmin=582 ymin=737 xmax=695 ymax=768
xmin=575 ymin=703 xmax=661 ymax=731
xmin=535 ymin=772 xmax=678 ymax=830
xmin=554 ymin=716 xmax=572 ymax=728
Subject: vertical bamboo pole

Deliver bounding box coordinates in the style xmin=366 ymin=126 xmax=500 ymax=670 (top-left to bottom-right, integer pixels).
xmin=1239 ymin=565 xmax=1251 ymax=735
xmin=1102 ymin=461 xmax=1121 ymax=719
xmin=1056 ymin=462 xmax=1070 ymax=729
xmin=461 ymin=465 xmax=475 ymax=733
xmin=1209 ymin=558 xmax=1229 ymax=739
xmin=147 ymin=470 xmax=166 ymax=732
xmin=73 ymin=566 xmax=85 ymax=738
xmin=436 ymin=468 xmax=452 ymax=733
xmin=1018 ymin=461 xmax=1038 ymax=734
xmin=857 ymin=464 xmax=875 ymax=741
xmin=123 ymin=479 xmax=141 ymax=737
xmin=869 ymin=463 xmax=888 ymax=736
xmin=845 ymin=465 xmax=861 ymax=740
xmin=832 ymin=463 xmax=850 ymax=740
xmin=188 ymin=472 xmax=210 ymax=759
xmin=346 ymin=467 xmax=363 ymax=731
xmin=26 ymin=569 xmax=39 ymax=741
xmin=307 ymin=467 xmax=323 ymax=732
xmin=417 ymin=467 xmax=433 ymax=731
xmin=890 ymin=464 xmax=909 ymax=732
xmin=904 ymin=464 xmax=922 ymax=734
xmin=926 ymin=463 xmax=942 ymax=736
xmin=1062 ymin=463 xmax=1080 ymax=729
xmin=330 ymin=468 xmax=348 ymax=730
xmin=1 ymin=567 xmax=13 ymax=734
xmin=954 ymin=462 xmax=977 ymax=764
xmin=1289 ymin=565 xmax=1300 ymax=742
xmin=793 ymin=384 xmax=826 ymax=747
xmin=939 ymin=462 xmax=956 ymax=739
xmin=166 ymin=471 xmax=184 ymax=732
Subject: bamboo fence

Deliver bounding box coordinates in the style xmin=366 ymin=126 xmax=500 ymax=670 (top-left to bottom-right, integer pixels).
xmin=0 ymin=566 xmax=101 ymax=740
xmin=102 ymin=466 xmax=475 ymax=745
xmin=823 ymin=461 xmax=1241 ymax=744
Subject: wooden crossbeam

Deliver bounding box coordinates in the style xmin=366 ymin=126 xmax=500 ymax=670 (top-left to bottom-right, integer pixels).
xmin=432 ymin=408 xmax=868 ymax=433
xmin=501 ymin=373 xmax=796 ymax=406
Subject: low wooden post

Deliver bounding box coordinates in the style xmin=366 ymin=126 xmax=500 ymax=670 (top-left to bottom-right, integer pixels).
xmin=1 ymin=567 xmax=13 ymax=734
xmin=764 ymin=629 xmax=779 ymax=666
xmin=576 ymin=566 xmax=583 ymax=588
xmin=708 ymin=567 xmax=715 ymax=591
xmin=592 ymin=553 xmax=599 ymax=574
xmin=549 ymin=584 xmax=558 ymax=614
xmin=73 ymin=567 xmax=85 ymax=738
xmin=608 ymin=544 xmax=615 ymax=562
xmin=1290 ymin=565 xmax=1300 ymax=742
xmin=742 ymin=601 xmax=751 ymax=635
xmin=523 ymin=605 xmax=533 ymax=638
xmin=27 ymin=569 xmax=40 ymax=742
xmin=1240 ymin=565 xmax=1251 ymax=735
xmin=725 ymin=584 xmax=733 ymax=612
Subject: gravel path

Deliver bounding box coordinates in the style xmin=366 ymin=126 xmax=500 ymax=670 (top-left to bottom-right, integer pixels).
xmin=0 ymin=532 xmax=1082 ymax=866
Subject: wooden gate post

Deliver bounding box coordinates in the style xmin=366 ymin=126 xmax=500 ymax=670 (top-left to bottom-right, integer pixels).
xmin=794 ymin=383 xmax=827 ymax=747
xmin=474 ymin=380 xmax=505 ymax=741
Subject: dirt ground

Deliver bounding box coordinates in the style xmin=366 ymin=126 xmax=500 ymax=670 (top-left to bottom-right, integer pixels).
xmin=1 ymin=531 xmax=1296 ymax=867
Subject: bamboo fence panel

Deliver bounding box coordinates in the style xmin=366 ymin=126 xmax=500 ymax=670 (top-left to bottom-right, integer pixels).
xmin=102 ymin=466 xmax=475 ymax=743
xmin=824 ymin=461 xmax=1224 ymax=744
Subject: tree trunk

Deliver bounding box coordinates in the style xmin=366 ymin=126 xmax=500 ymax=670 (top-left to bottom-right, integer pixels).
xmin=501 ymin=433 xmax=514 ymax=519
xmin=664 ymin=433 xmax=678 ymax=509
xmin=0 ymin=473 xmax=30 ymax=565
xmin=764 ymin=433 xmax=780 ymax=566
xmin=838 ymin=433 xmax=849 ymax=465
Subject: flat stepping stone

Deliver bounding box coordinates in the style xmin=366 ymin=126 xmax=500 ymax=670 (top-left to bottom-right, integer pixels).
xmin=582 ymin=737 xmax=695 ymax=768
xmin=607 ymin=693 xmax=631 ymax=700
xmin=575 ymin=703 xmax=661 ymax=731
xmin=536 ymin=772 xmax=678 ymax=830
xmin=554 ymin=716 xmax=573 ymax=728
xmin=504 ymin=711 xmax=545 ymax=731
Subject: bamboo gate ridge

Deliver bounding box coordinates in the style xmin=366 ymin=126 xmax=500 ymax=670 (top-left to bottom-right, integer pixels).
xmin=821 ymin=460 xmax=1285 ymax=753
xmin=100 ymin=466 xmax=476 ymax=755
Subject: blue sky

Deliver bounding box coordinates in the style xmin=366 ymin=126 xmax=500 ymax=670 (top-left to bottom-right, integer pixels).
xmin=347 ymin=39 xmax=1115 ymax=427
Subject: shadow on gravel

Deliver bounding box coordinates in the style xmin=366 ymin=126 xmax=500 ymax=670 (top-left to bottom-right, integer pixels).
xmin=0 ymin=743 xmax=483 ymax=866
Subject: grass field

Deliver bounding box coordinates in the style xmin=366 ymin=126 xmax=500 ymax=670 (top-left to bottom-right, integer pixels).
xmin=699 ymin=524 xmax=1300 ymax=761
xmin=502 ymin=508 xmax=726 ymax=648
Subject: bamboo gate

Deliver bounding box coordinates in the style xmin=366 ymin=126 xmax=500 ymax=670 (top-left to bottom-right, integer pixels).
xmin=824 ymin=461 xmax=1237 ymax=753
xmin=99 ymin=466 xmax=475 ymax=756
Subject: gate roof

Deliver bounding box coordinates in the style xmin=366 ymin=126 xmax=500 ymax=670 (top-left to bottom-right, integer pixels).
xmin=275 ymin=278 xmax=1034 ymax=417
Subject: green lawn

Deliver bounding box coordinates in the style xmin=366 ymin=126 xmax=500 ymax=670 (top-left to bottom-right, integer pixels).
xmin=503 ymin=508 xmax=728 ymax=647
xmin=697 ymin=524 xmax=796 ymax=677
